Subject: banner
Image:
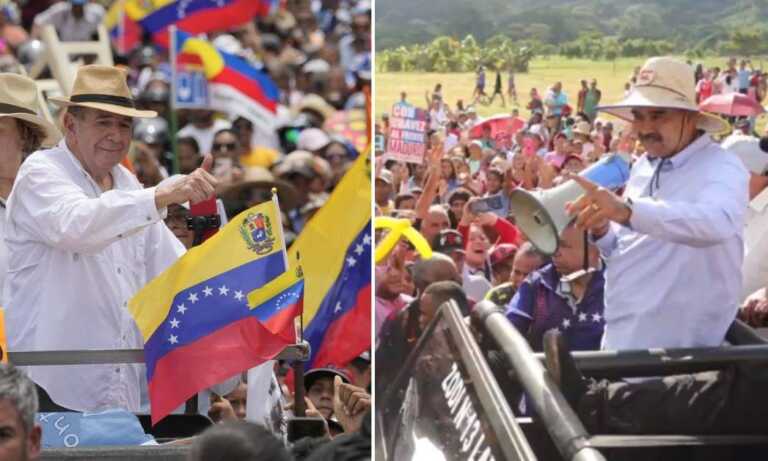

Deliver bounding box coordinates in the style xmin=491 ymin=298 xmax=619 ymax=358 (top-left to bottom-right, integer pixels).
xmin=385 ymin=104 xmax=427 ymax=164
xmin=175 ymin=66 xmax=209 ymax=108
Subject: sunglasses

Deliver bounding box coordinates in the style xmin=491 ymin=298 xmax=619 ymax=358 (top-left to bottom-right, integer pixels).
xmin=213 ymin=142 xmax=237 ymax=151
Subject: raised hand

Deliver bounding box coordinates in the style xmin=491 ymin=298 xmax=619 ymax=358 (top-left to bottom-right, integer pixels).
xmin=155 ymin=154 xmax=218 ymax=209
xmin=332 ymin=376 xmax=370 ymax=433
xmin=564 ymin=172 xmax=631 ymax=237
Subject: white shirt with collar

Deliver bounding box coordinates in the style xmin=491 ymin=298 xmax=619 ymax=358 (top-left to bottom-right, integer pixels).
xmin=5 ymin=140 xmax=185 ymax=412
xmin=595 ymin=134 xmax=749 ymax=351
xmin=742 ymin=187 xmax=768 ymax=299
xmin=33 ymin=1 xmax=105 ymax=42
xmin=0 ymin=197 xmax=7 ymax=305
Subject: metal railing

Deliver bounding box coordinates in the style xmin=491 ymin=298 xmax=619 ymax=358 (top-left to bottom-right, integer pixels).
xmin=7 ymin=343 xmax=310 ymax=366
xmin=471 ymin=300 xmax=606 ymax=461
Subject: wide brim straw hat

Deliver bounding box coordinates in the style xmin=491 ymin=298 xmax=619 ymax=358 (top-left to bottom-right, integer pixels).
xmin=219 ymin=166 xmax=300 ymax=210
xmin=0 ymin=73 xmax=60 ymax=145
xmin=596 ymin=57 xmax=729 ymax=134
xmin=49 ymin=65 xmax=157 ymax=118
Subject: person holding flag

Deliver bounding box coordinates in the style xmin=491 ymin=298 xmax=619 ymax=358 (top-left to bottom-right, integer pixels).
xmin=4 ymin=65 xmax=218 ymax=413
xmin=130 ymin=188 xmax=300 ymax=424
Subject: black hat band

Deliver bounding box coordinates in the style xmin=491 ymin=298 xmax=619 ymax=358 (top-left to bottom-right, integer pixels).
xmin=0 ymin=103 xmax=34 ymax=115
xmin=70 ymin=94 xmax=136 ymax=108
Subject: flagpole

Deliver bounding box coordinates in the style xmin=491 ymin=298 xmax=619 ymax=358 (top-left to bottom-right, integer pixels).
xmin=169 ymin=25 xmax=180 ymax=174
xmin=271 ymin=188 xmax=289 ymax=271
xmin=118 ymin=0 xmax=125 ymax=55
xmin=271 ymin=187 xmax=308 ymax=416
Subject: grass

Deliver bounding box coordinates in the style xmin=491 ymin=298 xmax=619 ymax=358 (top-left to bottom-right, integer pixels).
xmin=375 ymin=56 xmax=768 ymax=131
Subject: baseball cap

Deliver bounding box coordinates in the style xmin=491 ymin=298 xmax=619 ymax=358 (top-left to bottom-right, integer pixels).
xmin=297 ymin=128 xmax=331 ymax=152
xmin=304 ymin=367 xmax=350 ymax=391
xmin=489 ymin=243 xmax=518 ymax=268
xmin=433 ymin=229 xmax=465 ymax=254
xmin=375 ymin=169 xmax=393 ymax=185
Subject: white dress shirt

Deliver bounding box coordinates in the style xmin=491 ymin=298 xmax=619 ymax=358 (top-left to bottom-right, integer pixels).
xmin=742 ymin=187 xmax=768 ymax=299
xmin=177 ymin=119 xmax=232 ymax=156
xmin=33 ymin=1 xmax=105 ymax=42
xmin=595 ymin=134 xmax=748 ymax=350
xmin=5 ymin=140 xmax=184 ymax=412
xmin=0 ymin=198 xmax=7 ymax=306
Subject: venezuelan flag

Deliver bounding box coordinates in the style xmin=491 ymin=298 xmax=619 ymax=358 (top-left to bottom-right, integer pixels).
xmin=175 ymin=30 xmax=279 ymax=127
xmin=260 ymin=151 xmax=372 ymax=373
xmin=104 ymin=0 xmax=153 ymax=54
xmin=129 ymin=197 xmax=299 ymax=424
xmin=139 ymin=0 xmax=277 ymax=47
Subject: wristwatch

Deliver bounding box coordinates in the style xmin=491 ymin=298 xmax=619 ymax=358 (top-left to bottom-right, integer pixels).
xmin=622 ymin=196 xmax=634 ymax=227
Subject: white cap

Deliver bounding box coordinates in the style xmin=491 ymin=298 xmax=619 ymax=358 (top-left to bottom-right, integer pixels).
xmin=297 ymin=128 xmax=331 ymax=152
xmin=722 ymin=135 xmax=768 ymax=174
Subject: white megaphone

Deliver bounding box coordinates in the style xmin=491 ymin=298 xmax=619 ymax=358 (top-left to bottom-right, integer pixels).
xmin=509 ymin=153 xmax=631 ymax=255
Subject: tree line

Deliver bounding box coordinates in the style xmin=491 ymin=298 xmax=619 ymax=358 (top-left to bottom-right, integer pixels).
xmin=377 ymin=29 xmax=768 ymax=73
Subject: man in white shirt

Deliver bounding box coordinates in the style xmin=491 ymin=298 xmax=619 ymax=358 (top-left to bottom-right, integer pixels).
xmin=177 ymin=109 xmax=232 ymax=156
xmin=5 ymin=65 xmax=218 ymax=412
xmin=32 ymin=0 xmax=105 ymax=42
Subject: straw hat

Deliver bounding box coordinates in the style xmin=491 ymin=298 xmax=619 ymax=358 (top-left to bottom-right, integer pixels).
xmin=0 ymin=74 xmax=59 ymax=145
xmin=294 ymin=94 xmax=335 ymax=121
xmin=49 ymin=65 xmax=156 ymax=118
xmin=571 ymin=121 xmax=592 ymax=137
xmin=596 ymin=57 xmax=728 ymax=133
xmin=219 ymin=167 xmax=299 ymax=210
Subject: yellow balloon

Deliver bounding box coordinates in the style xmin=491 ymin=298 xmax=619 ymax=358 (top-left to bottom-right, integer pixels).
xmin=374 ymin=216 xmax=433 ymax=263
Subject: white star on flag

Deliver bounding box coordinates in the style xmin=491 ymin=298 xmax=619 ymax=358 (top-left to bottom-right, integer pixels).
xmin=354 ymin=244 xmax=364 ymax=255
xmin=188 ymin=292 xmax=199 ymax=303
xmin=362 ymin=234 xmax=371 ymax=245
xmin=334 ymin=301 xmax=343 ymax=313
xmin=562 ymin=318 xmax=571 ymax=329
xmin=578 ymin=313 xmax=588 ymax=322
xmin=347 ymin=256 xmax=357 ymax=267
xmin=592 ymin=313 xmax=602 ymax=323
xmin=169 ymin=335 xmax=178 ymax=344
xmin=219 ymin=285 xmax=230 ymax=296
xmin=177 ymin=304 xmax=187 ymax=314
xmin=170 ymin=318 xmax=180 ymax=328
xmin=203 ymin=286 xmax=213 ymax=297
xmin=234 ymin=290 xmax=244 ymax=301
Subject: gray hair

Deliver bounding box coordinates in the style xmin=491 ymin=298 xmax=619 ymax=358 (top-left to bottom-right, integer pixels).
xmin=427 ymin=204 xmax=449 ymax=217
xmin=0 ymin=364 xmax=38 ymax=433
xmin=517 ymin=241 xmax=547 ymax=263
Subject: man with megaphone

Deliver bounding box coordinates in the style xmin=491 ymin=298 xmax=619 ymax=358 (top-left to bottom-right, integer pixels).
xmin=562 ymin=56 xmax=748 ymax=353
xmin=541 ymin=58 xmax=763 ymax=436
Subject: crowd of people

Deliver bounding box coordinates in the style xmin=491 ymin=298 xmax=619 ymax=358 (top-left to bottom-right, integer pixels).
xmin=375 ymin=54 xmax=768 ymax=446
xmin=0 ymin=0 xmax=372 ymax=459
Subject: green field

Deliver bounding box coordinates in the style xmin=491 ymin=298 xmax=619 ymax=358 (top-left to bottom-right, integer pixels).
xmin=375 ymin=56 xmax=768 ymax=129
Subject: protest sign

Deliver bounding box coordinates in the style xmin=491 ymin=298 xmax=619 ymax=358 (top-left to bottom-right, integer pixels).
xmin=175 ymin=66 xmax=210 ymax=108
xmin=386 ymin=104 xmax=427 ymax=164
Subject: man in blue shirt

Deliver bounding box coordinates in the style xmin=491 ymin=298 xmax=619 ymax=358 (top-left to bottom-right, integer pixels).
xmin=506 ymin=223 xmax=604 ymax=352
xmin=545 ymin=57 xmax=758 ymax=437
xmin=737 ymin=59 xmax=752 ymax=94
xmin=566 ymin=57 xmax=748 ymax=352
xmin=544 ymin=82 xmax=568 ymax=118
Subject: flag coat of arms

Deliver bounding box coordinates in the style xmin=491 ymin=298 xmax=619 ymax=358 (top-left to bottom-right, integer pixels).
xmin=129 ymin=197 xmax=302 ymax=423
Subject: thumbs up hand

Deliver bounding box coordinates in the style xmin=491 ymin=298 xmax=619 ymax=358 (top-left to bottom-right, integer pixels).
xmin=154 ymin=153 xmax=219 ymax=210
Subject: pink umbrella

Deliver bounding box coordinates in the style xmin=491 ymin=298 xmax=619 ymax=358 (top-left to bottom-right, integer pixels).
xmin=469 ymin=114 xmax=526 ymax=150
xmin=699 ymin=93 xmax=765 ymax=117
